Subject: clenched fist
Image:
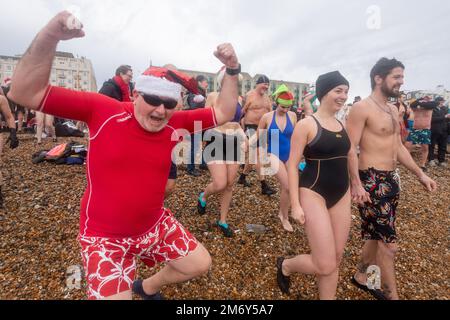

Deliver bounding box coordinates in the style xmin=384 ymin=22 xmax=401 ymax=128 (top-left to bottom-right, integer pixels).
xmin=43 ymin=11 xmax=85 ymax=42
xmin=214 ymin=43 xmax=239 ymax=70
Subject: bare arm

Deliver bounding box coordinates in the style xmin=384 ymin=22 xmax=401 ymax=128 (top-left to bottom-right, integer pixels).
xmin=289 ymin=111 xmax=298 ymax=124
xmin=205 ymin=92 xmax=218 ymax=109
xmin=8 ymin=11 xmax=85 ymax=110
xmin=397 ymin=134 xmax=437 ymax=192
xmin=346 ymin=103 xmax=371 ymax=204
xmin=213 ymin=44 xmax=240 ymax=126
xmin=302 ymin=94 xmax=315 ymax=117
xmin=287 ymin=120 xmax=310 ymax=224
xmin=242 ymin=93 xmax=251 ymax=115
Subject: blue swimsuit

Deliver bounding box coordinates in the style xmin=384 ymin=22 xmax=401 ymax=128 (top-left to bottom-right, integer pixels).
xmin=267 ymin=113 xmax=294 ymax=163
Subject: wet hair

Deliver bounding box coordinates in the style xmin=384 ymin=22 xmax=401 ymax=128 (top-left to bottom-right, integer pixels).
xmin=370 ymin=58 xmax=405 ymax=90
xmin=115 ymin=65 xmax=133 ymax=76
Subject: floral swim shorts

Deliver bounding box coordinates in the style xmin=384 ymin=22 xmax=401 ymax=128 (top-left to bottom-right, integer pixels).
xmin=78 ymin=209 xmax=198 ymax=300
xmin=358 ymin=168 xmax=401 ymax=244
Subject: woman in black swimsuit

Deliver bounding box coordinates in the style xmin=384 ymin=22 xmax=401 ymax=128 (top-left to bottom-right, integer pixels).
xmin=277 ymin=71 xmax=352 ymax=300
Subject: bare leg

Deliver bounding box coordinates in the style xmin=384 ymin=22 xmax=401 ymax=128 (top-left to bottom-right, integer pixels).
xmin=204 ymin=163 xmax=227 ymax=199
xmin=282 ymin=189 xmax=337 ymax=298
xmin=419 ymin=144 xmax=429 ymax=168
xmin=35 ymin=111 xmax=44 ymax=144
xmin=17 ymin=111 xmax=24 ymax=131
xmin=354 ymin=240 xmax=378 ymax=285
xmin=218 ymin=163 xmax=240 ymax=224
xmin=317 ymin=191 xmax=351 ymax=300
xmin=142 ymin=243 xmax=211 ymax=295
xmin=377 ymin=241 xmax=399 ymax=300
xmin=269 ymin=155 xmax=292 ymax=232
xmin=45 ymin=115 xmax=56 ymax=141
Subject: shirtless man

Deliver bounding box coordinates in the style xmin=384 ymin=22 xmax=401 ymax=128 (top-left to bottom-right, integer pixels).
xmin=404 ymin=96 xmax=439 ymax=171
xmin=238 ymin=75 xmax=275 ymax=196
xmin=347 ymin=58 xmax=437 ymax=300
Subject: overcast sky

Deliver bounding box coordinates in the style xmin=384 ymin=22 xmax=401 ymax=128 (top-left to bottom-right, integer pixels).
xmin=0 ymin=0 xmax=449 ymax=100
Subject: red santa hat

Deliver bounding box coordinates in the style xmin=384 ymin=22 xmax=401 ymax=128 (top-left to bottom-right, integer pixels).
xmin=135 ymin=67 xmax=199 ymax=101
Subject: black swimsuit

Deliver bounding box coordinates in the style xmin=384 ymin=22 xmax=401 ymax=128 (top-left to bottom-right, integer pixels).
xmin=300 ymin=116 xmax=351 ymax=208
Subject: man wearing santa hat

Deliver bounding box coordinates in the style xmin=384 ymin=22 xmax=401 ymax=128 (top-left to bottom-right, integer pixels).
xmin=8 ymin=11 xmax=241 ymax=300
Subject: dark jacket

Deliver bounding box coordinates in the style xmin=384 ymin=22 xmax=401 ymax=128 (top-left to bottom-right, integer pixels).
xmin=99 ymin=79 xmax=123 ymax=101
xmin=410 ymin=99 xmax=438 ymax=110
xmin=431 ymin=105 xmax=449 ymax=134
xmin=186 ymin=87 xmax=207 ymax=110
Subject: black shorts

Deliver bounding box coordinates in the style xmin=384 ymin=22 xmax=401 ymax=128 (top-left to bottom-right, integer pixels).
xmin=244 ymin=124 xmax=258 ymax=137
xmin=244 ymin=124 xmax=262 ymax=149
xmin=204 ymin=131 xmax=242 ymax=163
xmin=358 ymin=168 xmax=400 ymax=244
xmin=168 ymin=162 xmax=177 ymax=180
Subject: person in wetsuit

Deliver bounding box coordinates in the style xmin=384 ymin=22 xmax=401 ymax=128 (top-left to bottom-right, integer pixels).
xmin=276 ymin=71 xmax=352 ymax=300
xmin=9 ymin=11 xmax=241 ymax=300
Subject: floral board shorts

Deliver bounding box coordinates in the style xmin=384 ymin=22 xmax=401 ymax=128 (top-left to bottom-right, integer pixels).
xmin=78 ymin=209 xmax=198 ymax=300
xmin=358 ymin=168 xmax=401 ymax=244
xmin=407 ymin=129 xmax=431 ymax=145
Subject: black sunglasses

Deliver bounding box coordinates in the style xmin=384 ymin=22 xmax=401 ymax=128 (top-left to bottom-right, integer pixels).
xmin=139 ymin=92 xmax=178 ymax=110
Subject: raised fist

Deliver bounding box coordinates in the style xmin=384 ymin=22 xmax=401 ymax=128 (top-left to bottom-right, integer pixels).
xmin=44 ymin=11 xmax=85 ymax=42
xmin=214 ymin=44 xmax=239 ymax=70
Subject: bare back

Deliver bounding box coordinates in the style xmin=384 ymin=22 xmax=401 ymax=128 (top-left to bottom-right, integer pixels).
xmin=351 ymin=99 xmax=401 ymax=171
xmin=243 ymin=90 xmax=272 ymax=126
xmin=412 ymin=108 xmax=433 ymax=130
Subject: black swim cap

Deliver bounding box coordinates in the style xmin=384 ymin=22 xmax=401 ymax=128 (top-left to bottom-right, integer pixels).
xmin=316 ymin=71 xmax=349 ymax=102
xmin=256 ymin=75 xmax=270 ymax=85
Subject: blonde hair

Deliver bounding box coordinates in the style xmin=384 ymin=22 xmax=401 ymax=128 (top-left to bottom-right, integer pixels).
xmin=216 ymin=68 xmax=243 ymax=91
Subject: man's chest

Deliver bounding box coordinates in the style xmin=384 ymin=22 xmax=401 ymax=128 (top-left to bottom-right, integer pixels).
xmin=90 ymin=120 xmax=176 ymax=167
xmin=367 ymin=113 xmax=398 ymax=136
xmin=247 ymin=97 xmax=270 ymax=112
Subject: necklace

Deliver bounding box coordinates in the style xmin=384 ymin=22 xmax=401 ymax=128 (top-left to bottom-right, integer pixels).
xmin=368 ymin=96 xmax=398 ymax=168
xmin=369 ymin=96 xmax=398 ymax=129
xmin=369 ymin=96 xmax=392 ymax=114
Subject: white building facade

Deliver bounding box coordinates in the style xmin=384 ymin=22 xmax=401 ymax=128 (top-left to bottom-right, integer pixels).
xmin=0 ymin=51 xmax=97 ymax=92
